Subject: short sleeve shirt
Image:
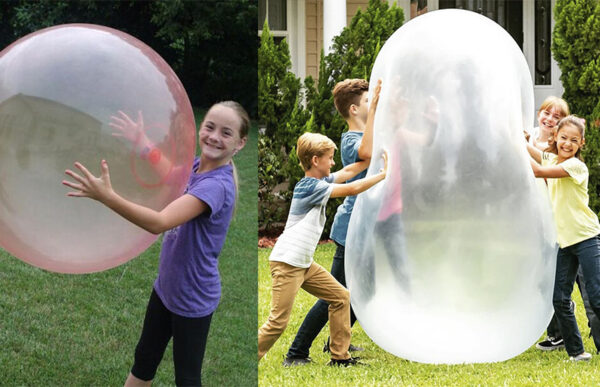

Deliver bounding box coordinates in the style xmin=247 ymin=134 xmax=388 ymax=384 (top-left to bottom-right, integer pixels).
xmin=154 ymin=159 xmax=235 ymax=318
xmin=542 ymin=153 xmax=600 ymax=248
xmin=330 ymin=131 xmax=366 ymax=245
xmin=269 ymin=174 xmax=336 ymax=268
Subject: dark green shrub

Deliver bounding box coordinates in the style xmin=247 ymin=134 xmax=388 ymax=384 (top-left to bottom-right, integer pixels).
xmin=258 ymin=22 xmax=309 ymax=233
xmin=553 ymin=0 xmax=600 ymax=213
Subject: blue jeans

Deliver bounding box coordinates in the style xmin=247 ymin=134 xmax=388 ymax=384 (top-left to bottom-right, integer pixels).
xmin=547 ymin=268 xmax=600 ymax=352
xmin=553 ymin=235 xmax=600 ymax=356
xmin=546 ymin=277 xmax=578 ymax=339
xmin=576 ymin=267 xmax=600 ymax=351
xmin=286 ymin=243 xmax=357 ymax=358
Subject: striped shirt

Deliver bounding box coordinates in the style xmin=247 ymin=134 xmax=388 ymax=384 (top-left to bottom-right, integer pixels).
xmin=269 ymin=174 xmax=336 ymax=268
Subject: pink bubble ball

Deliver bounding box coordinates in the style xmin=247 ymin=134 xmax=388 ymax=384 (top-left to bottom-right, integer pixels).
xmin=0 ymin=24 xmax=196 ymax=273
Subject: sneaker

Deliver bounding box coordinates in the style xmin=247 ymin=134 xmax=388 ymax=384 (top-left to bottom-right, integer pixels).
xmin=323 ymin=338 xmax=364 ymax=353
xmin=349 ymin=344 xmax=365 ymax=352
xmin=570 ymin=352 xmax=592 ymax=362
xmin=282 ymin=356 xmax=312 ymax=367
xmin=327 ymin=357 xmax=363 ymax=367
xmin=536 ymin=336 xmax=565 ymax=351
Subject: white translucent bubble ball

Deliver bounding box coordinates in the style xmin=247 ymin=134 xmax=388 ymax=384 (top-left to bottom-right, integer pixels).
xmin=346 ymin=9 xmax=557 ymax=364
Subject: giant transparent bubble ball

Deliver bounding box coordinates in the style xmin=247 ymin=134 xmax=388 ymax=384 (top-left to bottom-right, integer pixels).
xmin=0 ymin=24 xmax=196 ymax=273
xmin=346 ymin=10 xmax=557 ymax=364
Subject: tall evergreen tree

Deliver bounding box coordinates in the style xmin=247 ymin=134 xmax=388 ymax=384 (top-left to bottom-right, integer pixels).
xmin=258 ymin=22 xmax=308 ymax=232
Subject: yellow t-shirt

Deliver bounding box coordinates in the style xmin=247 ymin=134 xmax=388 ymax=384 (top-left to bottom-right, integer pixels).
xmin=542 ymin=152 xmax=600 ymax=248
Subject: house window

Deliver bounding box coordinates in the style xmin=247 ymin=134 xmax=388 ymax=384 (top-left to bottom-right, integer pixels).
xmin=439 ymin=1 xmax=552 ymax=86
xmin=534 ymin=0 xmax=551 ymax=85
xmin=259 ymin=0 xmax=287 ymax=40
xmin=439 ymin=0 xmax=523 ymax=50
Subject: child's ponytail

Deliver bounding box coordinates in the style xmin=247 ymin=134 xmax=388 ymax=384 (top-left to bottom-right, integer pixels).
xmin=214 ymin=101 xmax=250 ymax=216
xmin=230 ymin=159 xmax=240 ymax=216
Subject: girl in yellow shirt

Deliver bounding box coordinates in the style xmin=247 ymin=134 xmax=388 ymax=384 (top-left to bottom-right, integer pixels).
xmin=528 ymin=115 xmax=600 ymax=362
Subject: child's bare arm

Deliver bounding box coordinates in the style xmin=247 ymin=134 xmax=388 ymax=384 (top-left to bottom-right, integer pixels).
xmin=529 ymin=158 xmax=569 ymax=178
xmin=332 ymin=159 xmax=370 ymax=183
xmin=331 ymin=151 xmax=388 ymax=198
xmin=357 ymin=79 xmax=382 ymax=161
xmin=526 ymin=142 xmax=543 ymax=164
xmin=63 ymin=160 xmax=206 ymax=234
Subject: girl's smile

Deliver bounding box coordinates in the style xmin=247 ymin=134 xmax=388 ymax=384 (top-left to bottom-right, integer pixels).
xmin=538 ymin=106 xmax=562 ymax=132
xmin=555 ymin=123 xmax=584 ymax=161
xmin=198 ymin=105 xmax=246 ymax=167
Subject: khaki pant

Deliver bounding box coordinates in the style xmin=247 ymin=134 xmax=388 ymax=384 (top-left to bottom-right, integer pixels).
xmin=258 ymin=261 xmax=351 ymax=360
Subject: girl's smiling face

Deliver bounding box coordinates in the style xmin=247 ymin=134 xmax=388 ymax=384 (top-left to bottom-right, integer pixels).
xmin=198 ymin=105 xmax=247 ymax=164
xmin=538 ymin=106 xmax=563 ymax=132
xmin=555 ymin=123 xmax=584 ymax=161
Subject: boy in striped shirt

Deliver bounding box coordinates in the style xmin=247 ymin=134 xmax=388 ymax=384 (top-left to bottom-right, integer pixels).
xmin=258 ymin=132 xmax=387 ymax=366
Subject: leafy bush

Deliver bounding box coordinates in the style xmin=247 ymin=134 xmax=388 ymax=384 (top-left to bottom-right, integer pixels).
xmin=258 ymin=22 xmax=309 ymax=233
xmin=553 ymin=0 xmax=600 ymax=213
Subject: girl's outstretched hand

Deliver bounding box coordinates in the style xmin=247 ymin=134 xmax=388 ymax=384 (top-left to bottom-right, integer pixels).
xmin=110 ymin=110 xmax=148 ymax=145
xmin=63 ymin=160 xmax=114 ymax=203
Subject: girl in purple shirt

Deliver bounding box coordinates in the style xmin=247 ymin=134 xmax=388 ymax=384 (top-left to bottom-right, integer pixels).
xmin=62 ymin=101 xmax=248 ymax=386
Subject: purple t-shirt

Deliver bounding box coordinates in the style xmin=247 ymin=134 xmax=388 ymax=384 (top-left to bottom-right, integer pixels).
xmin=154 ymin=158 xmax=235 ymax=318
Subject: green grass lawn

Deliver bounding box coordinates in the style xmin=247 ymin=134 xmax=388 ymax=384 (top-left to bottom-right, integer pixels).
xmin=259 ymin=243 xmax=600 ymax=386
xmin=0 ymin=113 xmax=257 ymax=386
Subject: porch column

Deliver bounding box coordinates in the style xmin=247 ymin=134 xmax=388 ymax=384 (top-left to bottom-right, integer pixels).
xmin=323 ymin=0 xmax=346 ymax=54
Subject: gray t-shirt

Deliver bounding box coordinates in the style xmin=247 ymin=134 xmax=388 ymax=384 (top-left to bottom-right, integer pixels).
xmin=269 ymin=174 xmax=336 ymax=268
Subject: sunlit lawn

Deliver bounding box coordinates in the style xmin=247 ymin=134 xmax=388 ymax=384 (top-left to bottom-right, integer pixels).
xmin=259 ymin=243 xmax=600 ymax=386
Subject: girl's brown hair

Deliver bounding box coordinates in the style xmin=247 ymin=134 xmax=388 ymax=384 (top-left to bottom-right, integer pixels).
xmin=212 ymin=101 xmax=249 ymax=212
xmin=538 ymin=96 xmax=570 ymax=117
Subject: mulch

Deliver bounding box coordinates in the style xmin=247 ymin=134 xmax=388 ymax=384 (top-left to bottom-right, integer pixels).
xmin=258 ymin=236 xmax=277 ymax=248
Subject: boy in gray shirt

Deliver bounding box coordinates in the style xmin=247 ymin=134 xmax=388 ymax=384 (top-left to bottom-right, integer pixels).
xmin=258 ymin=132 xmax=387 ymax=366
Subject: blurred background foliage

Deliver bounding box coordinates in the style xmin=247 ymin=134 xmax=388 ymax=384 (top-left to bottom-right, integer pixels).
xmin=0 ymin=0 xmax=258 ymax=117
